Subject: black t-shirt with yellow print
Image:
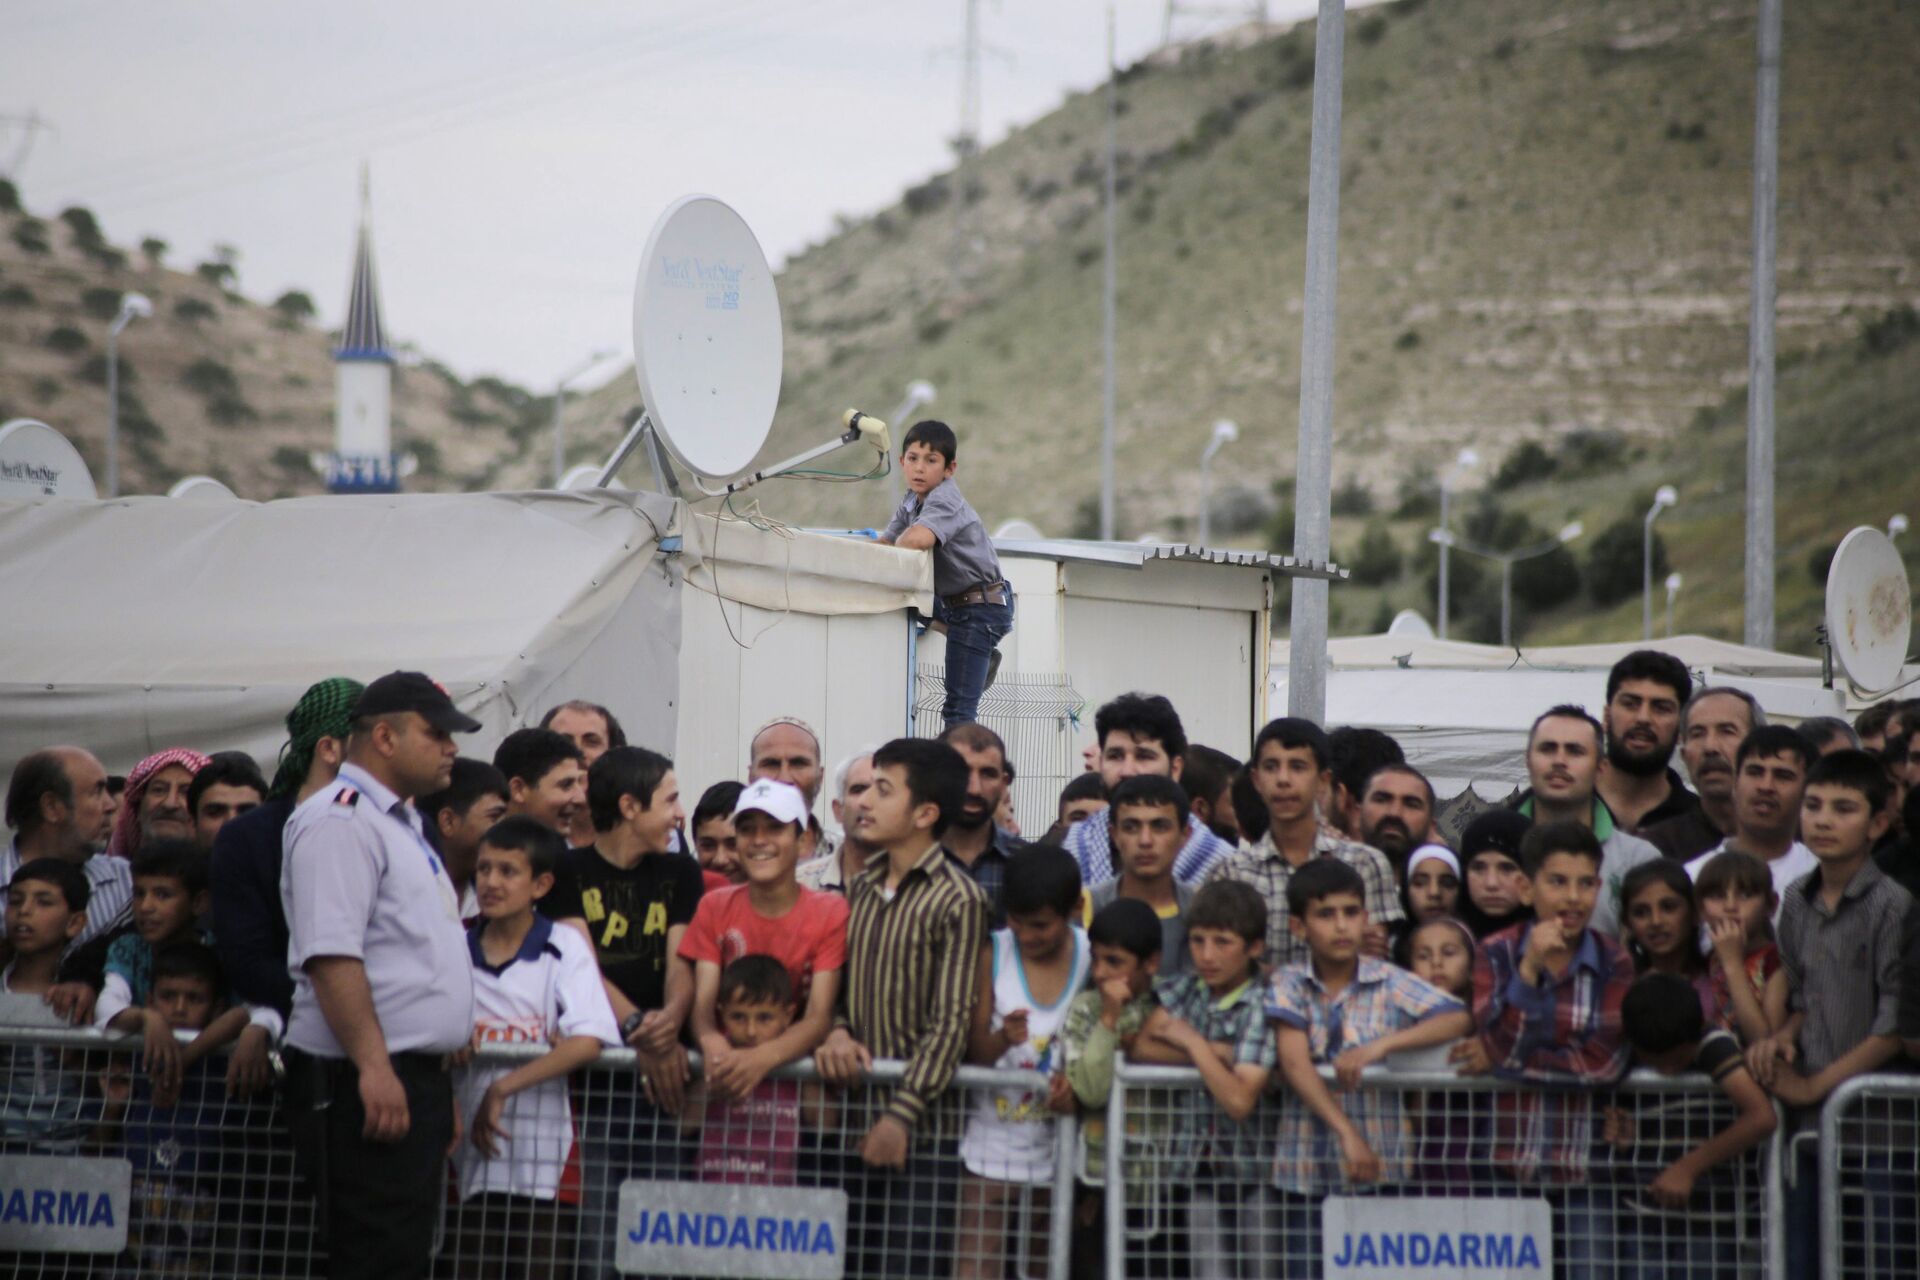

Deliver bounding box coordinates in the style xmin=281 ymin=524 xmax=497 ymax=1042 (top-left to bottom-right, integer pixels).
xmin=541 ymin=846 xmax=704 ymax=1010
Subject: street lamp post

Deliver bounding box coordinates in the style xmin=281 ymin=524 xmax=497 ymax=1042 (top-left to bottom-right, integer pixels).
xmin=104 ymin=293 xmax=153 ymax=498
xmin=1429 ymin=520 xmax=1582 ymax=647
xmin=1644 ymin=484 xmax=1678 ymax=640
xmin=1196 ymin=418 xmax=1238 ymax=546
xmin=885 ymin=380 xmax=937 ymax=506
xmin=1665 ymin=572 xmax=1683 ymax=637
xmin=551 ymin=349 xmax=616 ymax=486
xmin=1434 ymin=447 xmax=1479 ymax=640
xmin=1890 ymin=514 xmax=1909 ymax=542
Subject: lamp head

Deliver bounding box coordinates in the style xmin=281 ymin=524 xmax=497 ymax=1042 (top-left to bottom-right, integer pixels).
xmin=906 ymin=380 xmax=937 ymax=406
xmin=1557 ymin=521 xmax=1584 ymax=544
xmin=1427 ymin=528 xmax=1454 ymax=548
xmin=1455 ymin=447 xmax=1480 ymax=470
xmin=1889 ymin=514 xmax=1909 ymax=537
xmin=1665 ymin=572 xmax=1683 ymax=596
xmin=1212 ymin=419 xmax=1239 ymax=445
xmin=119 ymin=293 xmax=153 ymax=321
xmin=1653 ymin=484 xmax=1678 ymax=510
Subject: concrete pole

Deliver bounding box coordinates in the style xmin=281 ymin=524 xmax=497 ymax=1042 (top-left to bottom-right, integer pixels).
xmin=1436 ymin=481 xmax=1451 ymax=640
xmin=1099 ymin=4 xmax=1118 ymax=541
xmin=1743 ymin=0 xmax=1781 ymax=648
xmin=1500 ymin=556 xmax=1513 ymax=649
xmin=1286 ymin=0 xmax=1346 ymax=723
xmin=105 ymin=325 xmax=121 ymax=499
xmin=551 ymin=383 xmax=568 ymax=487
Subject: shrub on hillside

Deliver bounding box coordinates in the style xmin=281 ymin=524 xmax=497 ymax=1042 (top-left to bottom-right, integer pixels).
xmin=207 ymin=394 xmax=258 ymax=425
xmin=1348 ymin=523 xmax=1403 ymax=586
xmin=60 ymin=206 xmax=105 ymax=246
xmin=12 ymin=220 xmax=50 ymax=254
xmin=45 ymin=325 xmax=89 ymax=355
xmin=0 ymin=178 xmax=20 ymax=213
xmin=82 ymin=287 xmax=124 ymax=321
xmin=1807 ymin=541 xmax=1839 ymax=586
xmin=140 ymin=236 xmax=169 ymax=267
xmin=1392 ymin=466 xmax=1437 ymax=520
xmin=1492 ymin=440 xmax=1556 ymax=491
xmin=195 ymin=261 xmax=236 ymax=290
xmin=0 ymin=283 xmax=34 ymax=307
xmin=1331 ymin=475 xmax=1374 ymax=517
xmin=903 ymin=176 xmax=951 ymax=216
xmin=272 ymin=289 xmax=317 ymax=327
xmin=1586 ymin=513 xmax=1668 ymax=607
xmin=174 ymin=297 xmax=217 ymax=323
xmin=271 ymin=445 xmax=311 ymax=474
xmin=182 ymin=358 xmax=240 ymax=399
xmin=1860 ymin=304 xmax=1919 ymax=357
xmin=1356 ymin=13 xmax=1389 ymax=45
xmin=1555 ymin=428 xmax=1630 ymax=479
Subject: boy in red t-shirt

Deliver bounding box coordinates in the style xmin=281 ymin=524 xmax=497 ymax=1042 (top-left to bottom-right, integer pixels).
xmin=679 ymin=779 xmax=848 ymax=1100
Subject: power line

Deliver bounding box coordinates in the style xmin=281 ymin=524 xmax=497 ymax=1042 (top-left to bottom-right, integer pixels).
xmin=0 ymin=110 xmax=55 ymax=179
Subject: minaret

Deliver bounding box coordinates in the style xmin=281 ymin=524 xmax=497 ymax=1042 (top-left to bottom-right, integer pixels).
xmin=327 ymin=167 xmax=398 ymax=492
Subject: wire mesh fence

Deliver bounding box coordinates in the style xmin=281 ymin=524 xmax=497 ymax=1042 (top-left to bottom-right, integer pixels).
xmin=1815 ymin=1074 xmax=1920 ymax=1280
xmin=915 ymin=664 xmax=1085 ymax=836
xmin=1103 ymin=1062 xmax=1786 ymax=1280
xmin=0 ymin=1027 xmax=1076 ymax=1280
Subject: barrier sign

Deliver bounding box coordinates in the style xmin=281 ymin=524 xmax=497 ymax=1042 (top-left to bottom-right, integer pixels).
xmin=1324 ymin=1196 xmax=1552 ymax=1278
xmin=616 ymin=1179 xmax=847 ymax=1278
xmin=0 ymin=1156 xmax=131 ymax=1252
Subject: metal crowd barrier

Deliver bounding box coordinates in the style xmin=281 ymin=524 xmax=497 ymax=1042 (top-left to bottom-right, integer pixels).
xmin=0 ymin=1026 xmax=1077 ymax=1280
xmin=1816 ymin=1074 xmax=1920 ymax=1280
xmin=1105 ymin=1061 xmax=1787 ymax=1280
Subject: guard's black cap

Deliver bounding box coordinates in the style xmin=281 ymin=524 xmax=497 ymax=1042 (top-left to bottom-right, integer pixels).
xmin=351 ymin=671 xmax=483 ymax=734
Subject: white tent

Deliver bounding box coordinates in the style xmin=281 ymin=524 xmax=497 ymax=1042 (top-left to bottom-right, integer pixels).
xmin=0 ymin=490 xmax=685 ymax=778
xmin=1271 ymin=632 xmax=1854 ymax=797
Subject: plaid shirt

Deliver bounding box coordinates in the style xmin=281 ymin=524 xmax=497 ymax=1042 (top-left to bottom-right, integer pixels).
xmin=1065 ymin=808 xmax=1237 ymax=888
xmin=1059 ymin=986 xmax=1158 ymax=1180
xmin=945 ymin=827 xmax=1027 ymax=931
xmin=1265 ymin=958 xmax=1464 ymax=1193
xmin=1203 ymin=828 xmax=1405 ymax=969
xmin=1473 ymin=923 xmax=1633 ymax=1184
xmin=1153 ymin=972 xmax=1278 ymax=1184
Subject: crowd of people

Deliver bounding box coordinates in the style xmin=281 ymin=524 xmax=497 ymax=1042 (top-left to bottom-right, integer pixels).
xmin=5 ymin=654 xmax=1920 ymax=1280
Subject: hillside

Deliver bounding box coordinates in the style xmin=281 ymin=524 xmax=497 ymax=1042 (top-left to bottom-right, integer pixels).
xmin=544 ymin=0 xmax=1920 ymax=635
xmin=0 ymin=183 xmax=541 ymax=497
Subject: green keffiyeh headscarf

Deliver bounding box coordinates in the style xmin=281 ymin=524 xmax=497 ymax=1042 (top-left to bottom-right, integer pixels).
xmin=269 ymin=677 xmax=366 ymax=799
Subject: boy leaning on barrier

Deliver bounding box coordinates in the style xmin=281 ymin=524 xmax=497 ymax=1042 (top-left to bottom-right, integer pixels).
xmin=1058 ymin=896 xmax=1162 ymax=1280
xmin=1268 ymin=859 xmax=1472 ymax=1276
xmin=1455 ymin=820 xmax=1634 ymax=1280
xmin=2 ymin=858 xmax=94 ymax=1150
xmin=1608 ymin=972 xmax=1777 ymax=1276
xmin=813 ymin=738 xmax=987 ymax=1279
xmin=1130 ymin=879 xmax=1281 ymax=1280
xmin=1743 ymin=751 xmax=1913 ymax=1280
xmin=452 ymin=816 xmax=618 ymax=1280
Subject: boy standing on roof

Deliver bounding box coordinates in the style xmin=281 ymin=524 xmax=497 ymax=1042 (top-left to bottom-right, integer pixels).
xmin=879 ymin=420 xmax=1013 ymax=727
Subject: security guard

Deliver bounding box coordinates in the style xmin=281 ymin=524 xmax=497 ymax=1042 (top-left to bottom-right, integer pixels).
xmin=280 ymin=671 xmax=480 ymax=1279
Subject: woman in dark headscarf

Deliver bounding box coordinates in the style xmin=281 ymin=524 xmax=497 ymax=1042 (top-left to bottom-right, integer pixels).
xmin=1455 ymin=810 xmax=1534 ymax=940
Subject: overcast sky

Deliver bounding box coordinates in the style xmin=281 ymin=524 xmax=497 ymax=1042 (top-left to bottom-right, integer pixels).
xmin=5 ymin=1 xmax=1335 ymax=389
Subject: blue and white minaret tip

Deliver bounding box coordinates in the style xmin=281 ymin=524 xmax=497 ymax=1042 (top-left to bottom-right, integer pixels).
xmin=334 ymin=170 xmax=392 ymax=363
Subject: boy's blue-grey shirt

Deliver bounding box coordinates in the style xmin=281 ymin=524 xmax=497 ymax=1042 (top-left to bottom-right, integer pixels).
xmin=883 ymin=476 xmax=1003 ymax=597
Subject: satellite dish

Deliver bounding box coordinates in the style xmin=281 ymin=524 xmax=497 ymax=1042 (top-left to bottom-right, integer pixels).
xmin=1387 ymin=609 xmax=1436 ymax=639
xmin=0 ymin=419 xmax=97 ymax=499
xmin=168 ymin=475 xmax=239 ymax=501
xmin=560 ymin=464 xmax=627 ymax=492
xmin=630 ymin=195 xmax=782 ymax=480
xmin=1824 ymin=527 xmax=1912 ymax=695
xmin=994 ymin=518 xmax=1043 ymax=540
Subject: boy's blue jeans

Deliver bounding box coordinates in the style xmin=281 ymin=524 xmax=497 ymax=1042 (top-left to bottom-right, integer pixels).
xmin=932 ymin=591 xmax=1013 ymax=727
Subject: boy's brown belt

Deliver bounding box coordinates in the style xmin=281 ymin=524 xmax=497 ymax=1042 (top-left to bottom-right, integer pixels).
xmin=943 ymin=580 xmax=1009 ymax=608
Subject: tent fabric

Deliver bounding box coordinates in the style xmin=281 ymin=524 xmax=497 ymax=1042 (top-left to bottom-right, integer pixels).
xmin=0 ymin=489 xmax=684 ymax=778
xmin=682 ymin=512 xmax=933 ymax=616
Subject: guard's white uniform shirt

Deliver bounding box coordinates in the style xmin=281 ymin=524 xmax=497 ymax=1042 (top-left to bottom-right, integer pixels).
xmin=281 ymin=762 xmax=474 ymax=1057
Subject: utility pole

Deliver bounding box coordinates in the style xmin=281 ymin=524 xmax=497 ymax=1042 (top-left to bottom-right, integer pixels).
xmin=951 ymin=0 xmax=983 ymax=286
xmin=1161 ymin=2 xmax=1271 ymax=48
xmin=1743 ymin=0 xmax=1782 ymax=649
xmin=1099 ymin=4 xmax=1118 ymax=541
xmin=1286 ymin=0 xmax=1346 ymax=723
xmin=0 ymin=110 xmax=54 ymax=179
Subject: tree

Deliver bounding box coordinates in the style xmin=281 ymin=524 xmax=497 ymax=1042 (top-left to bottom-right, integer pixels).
xmin=272 ymin=289 xmax=317 ymax=327
xmin=1492 ymin=440 xmax=1556 ymax=491
xmin=140 ymin=236 xmax=169 ymax=268
xmin=195 ymin=260 xmax=236 ymax=290
xmin=1587 ymin=513 xmax=1668 ymax=607
xmin=1347 ymin=522 xmax=1403 ymax=586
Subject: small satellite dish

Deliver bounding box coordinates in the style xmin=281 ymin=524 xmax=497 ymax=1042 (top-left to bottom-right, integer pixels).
xmin=1824 ymin=527 xmax=1912 ymax=695
xmin=1387 ymin=609 xmax=1436 ymax=639
xmin=168 ymin=475 xmax=239 ymax=501
xmin=0 ymin=418 xmax=97 ymax=499
xmin=994 ymin=518 xmax=1044 ymax=540
xmin=560 ymin=464 xmax=627 ymax=492
xmin=630 ymin=195 xmax=782 ymax=480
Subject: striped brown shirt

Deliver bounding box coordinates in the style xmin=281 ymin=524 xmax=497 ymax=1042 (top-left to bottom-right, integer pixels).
xmin=841 ymin=839 xmax=988 ymax=1130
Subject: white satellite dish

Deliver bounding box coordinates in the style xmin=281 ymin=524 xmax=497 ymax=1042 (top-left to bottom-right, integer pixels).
xmin=168 ymin=475 xmax=239 ymax=501
xmin=1387 ymin=609 xmax=1436 ymax=639
xmin=0 ymin=418 xmax=98 ymax=499
xmin=1824 ymin=526 xmax=1912 ymax=695
xmin=994 ymin=518 xmax=1044 ymax=540
xmin=559 ymin=464 xmax=627 ymax=492
xmin=629 ymin=195 xmax=782 ymax=480
xmin=598 ymin=195 xmax=890 ymax=496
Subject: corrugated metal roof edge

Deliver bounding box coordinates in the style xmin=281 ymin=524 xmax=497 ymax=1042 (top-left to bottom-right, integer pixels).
xmin=993 ymin=537 xmax=1346 ymax=580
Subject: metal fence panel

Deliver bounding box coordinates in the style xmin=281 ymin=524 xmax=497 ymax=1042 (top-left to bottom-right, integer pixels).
xmin=0 ymin=1027 xmax=1075 ymax=1280
xmin=1816 ymin=1074 xmax=1920 ymax=1280
xmin=914 ymin=665 xmax=1084 ymax=835
xmin=1105 ymin=1063 xmax=1780 ymax=1280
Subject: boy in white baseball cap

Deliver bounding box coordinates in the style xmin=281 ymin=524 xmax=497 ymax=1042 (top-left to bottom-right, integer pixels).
xmin=677 ymin=780 xmax=850 ymax=1100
